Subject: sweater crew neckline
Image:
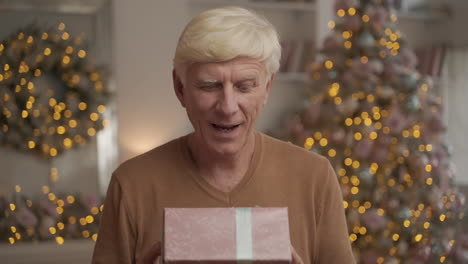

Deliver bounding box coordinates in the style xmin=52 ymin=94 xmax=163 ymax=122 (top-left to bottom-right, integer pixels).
xmin=179 ymin=131 xmax=264 ymax=205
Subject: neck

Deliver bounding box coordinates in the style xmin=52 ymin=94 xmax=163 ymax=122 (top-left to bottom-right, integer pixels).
xmin=187 ymin=132 xmax=256 ymax=178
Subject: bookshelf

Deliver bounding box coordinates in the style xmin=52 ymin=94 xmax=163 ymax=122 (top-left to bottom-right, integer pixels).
xmin=187 ymin=0 xmax=318 ymax=84
xmin=188 ymin=0 xmax=317 ymax=13
xmin=187 ymin=0 xmax=448 ymax=85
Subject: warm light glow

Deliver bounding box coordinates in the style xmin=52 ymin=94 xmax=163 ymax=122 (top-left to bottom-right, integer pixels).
xmin=50 ymin=148 xmax=58 ymax=157
xmin=337 ymin=9 xmax=346 ymax=17
xmin=90 ymin=113 xmax=99 ymax=121
xmin=360 ymin=56 xmax=369 ymax=64
xmin=342 ymin=31 xmax=351 ymax=39
xmin=415 ymin=234 xmax=423 ymax=242
xmin=362 ymin=15 xmax=370 ymax=22
xmin=91 ymin=207 xmax=99 ymax=215
xmin=61 ymin=32 xmax=70 ymax=40
xmin=56 ymin=236 xmax=64 ymax=245
xmin=325 ymin=60 xmax=333 ymax=69
xmin=86 ymin=215 xmax=94 ymax=224
xmin=403 ymin=220 xmax=410 ymax=228
xmin=425 ymin=164 xmax=432 ymax=172
xmin=354 ymin=132 xmax=362 ymax=141
xmin=67 ymin=195 xmax=75 ymax=204
xmin=328 ymin=21 xmax=336 ymax=29
xmin=88 ymin=128 xmax=96 ymax=136
xmin=78 ymin=102 xmax=87 ymax=110
xmin=78 ymin=50 xmax=87 ymax=58
xmin=62 ymin=56 xmax=70 ymax=64
xmin=344 ymin=41 xmax=352 ymax=49
xmin=319 ymin=138 xmax=328 ymax=147
xmin=348 ymin=8 xmax=356 ymax=15
xmin=97 ymin=105 xmax=106 ymax=113
xmin=440 ymin=214 xmax=446 ymax=222
xmin=69 ymin=120 xmax=77 ymax=128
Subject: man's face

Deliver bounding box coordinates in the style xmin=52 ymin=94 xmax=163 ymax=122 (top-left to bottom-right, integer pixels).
xmin=174 ymin=57 xmax=273 ymax=157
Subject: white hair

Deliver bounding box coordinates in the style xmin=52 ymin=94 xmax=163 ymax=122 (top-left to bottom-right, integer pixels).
xmin=173 ymin=6 xmax=281 ymax=80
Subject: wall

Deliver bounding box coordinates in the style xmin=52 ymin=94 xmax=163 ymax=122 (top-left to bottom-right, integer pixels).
xmin=0 ymin=8 xmax=108 ymax=196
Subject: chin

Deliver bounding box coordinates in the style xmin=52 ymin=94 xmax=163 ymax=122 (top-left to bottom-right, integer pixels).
xmin=207 ymin=141 xmax=243 ymax=156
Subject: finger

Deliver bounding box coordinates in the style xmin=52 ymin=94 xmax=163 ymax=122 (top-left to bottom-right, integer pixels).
xmin=143 ymin=241 xmax=162 ymax=264
xmin=291 ymin=245 xmax=304 ymax=264
xmin=155 ymin=256 xmax=161 ymax=264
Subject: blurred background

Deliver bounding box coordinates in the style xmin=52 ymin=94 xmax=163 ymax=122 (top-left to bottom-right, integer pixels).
xmin=0 ymin=0 xmax=467 ymax=263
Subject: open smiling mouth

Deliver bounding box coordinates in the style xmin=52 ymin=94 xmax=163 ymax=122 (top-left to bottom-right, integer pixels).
xmin=211 ymin=123 xmax=240 ymax=132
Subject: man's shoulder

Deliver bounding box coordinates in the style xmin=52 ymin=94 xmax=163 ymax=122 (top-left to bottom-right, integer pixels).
xmin=261 ymin=133 xmax=328 ymax=165
xmin=113 ymin=135 xmax=187 ymax=181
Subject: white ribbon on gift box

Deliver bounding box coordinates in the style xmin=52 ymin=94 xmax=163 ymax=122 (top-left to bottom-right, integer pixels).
xmin=236 ymin=207 xmax=253 ymax=264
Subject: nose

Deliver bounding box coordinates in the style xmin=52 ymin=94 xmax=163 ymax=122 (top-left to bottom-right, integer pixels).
xmin=216 ymin=84 xmax=239 ymax=117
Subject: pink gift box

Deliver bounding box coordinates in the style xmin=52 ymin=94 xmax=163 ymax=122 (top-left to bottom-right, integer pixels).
xmin=163 ymin=207 xmax=292 ymax=263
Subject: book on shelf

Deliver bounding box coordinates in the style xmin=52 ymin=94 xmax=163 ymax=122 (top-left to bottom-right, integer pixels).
xmin=279 ymin=40 xmax=316 ymax=73
xmin=415 ymin=45 xmax=446 ymax=77
xmin=250 ymin=0 xmax=315 ymax=3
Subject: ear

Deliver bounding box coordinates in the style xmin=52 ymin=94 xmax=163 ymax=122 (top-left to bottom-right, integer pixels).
xmin=263 ymin=73 xmax=275 ymax=106
xmin=173 ymin=69 xmax=186 ymax=108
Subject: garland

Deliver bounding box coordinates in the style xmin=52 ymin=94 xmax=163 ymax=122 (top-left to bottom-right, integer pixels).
xmin=0 ymin=23 xmax=110 ymax=158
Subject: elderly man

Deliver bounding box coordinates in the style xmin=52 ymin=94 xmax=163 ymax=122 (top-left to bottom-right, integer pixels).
xmin=92 ymin=6 xmax=354 ymax=264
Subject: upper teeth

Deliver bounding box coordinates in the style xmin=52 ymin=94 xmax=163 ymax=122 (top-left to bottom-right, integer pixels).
xmin=214 ymin=124 xmax=236 ymax=129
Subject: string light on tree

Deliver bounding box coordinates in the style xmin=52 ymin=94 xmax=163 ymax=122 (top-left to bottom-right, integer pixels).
xmin=278 ymin=0 xmax=467 ymax=263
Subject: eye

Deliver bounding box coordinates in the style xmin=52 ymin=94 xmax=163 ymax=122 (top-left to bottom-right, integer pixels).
xmin=237 ymin=82 xmax=256 ymax=92
xmin=199 ymin=83 xmax=220 ymax=91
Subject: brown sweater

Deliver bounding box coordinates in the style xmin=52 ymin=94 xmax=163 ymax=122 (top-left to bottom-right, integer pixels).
xmin=92 ymin=132 xmax=355 ymax=264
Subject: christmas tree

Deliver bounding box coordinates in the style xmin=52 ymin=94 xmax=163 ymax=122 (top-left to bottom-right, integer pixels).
xmin=277 ymin=0 xmax=468 ymax=263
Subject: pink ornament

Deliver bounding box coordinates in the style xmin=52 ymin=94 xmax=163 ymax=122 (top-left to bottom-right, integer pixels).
xmin=352 ymin=59 xmax=374 ymax=79
xmin=342 ymin=70 xmax=355 ymax=83
xmin=354 ymin=138 xmax=374 ymax=159
xmin=371 ymin=60 xmax=384 ymax=74
xmin=345 ymin=15 xmax=362 ymax=31
xmin=384 ymin=105 xmax=407 ymax=133
xmin=397 ymin=241 xmax=409 ymax=256
xmin=337 ymin=97 xmax=359 ymax=115
xmin=331 ymin=128 xmax=346 ymax=145
xmin=15 ymin=207 xmax=38 ymax=228
xmin=387 ymin=199 xmax=400 ymax=210
xmin=410 ymin=244 xmax=431 ymax=263
xmin=40 ymin=199 xmax=59 ymax=219
xmin=361 ymin=250 xmax=380 ymax=264
xmin=39 ymin=216 xmax=56 ymax=239
xmin=81 ymin=193 xmax=99 ymax=212
xmin=361 ymin=208 xmax=387 ymax=232
xmin=372 ymin=145 xmax=389 ymax=164
xmin=323 ymin=34 xmax=342 ymax=53
xmin=384 ymin=61 xmax=400 ymax=79
xmin=372 ymin=7 xmax=388 ymax=26
xmin=401 ymin=48 xmax=418 ymax=68
xmin=303 ymin=102 xmax=321 ymax=126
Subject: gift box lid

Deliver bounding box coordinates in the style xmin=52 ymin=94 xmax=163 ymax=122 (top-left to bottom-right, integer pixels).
xmin=163 ymin=207 xmax=291 ymax=263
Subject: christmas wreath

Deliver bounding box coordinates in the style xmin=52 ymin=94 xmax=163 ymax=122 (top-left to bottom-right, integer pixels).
xmin=0 ymin=23 xmax=110 ymax=158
